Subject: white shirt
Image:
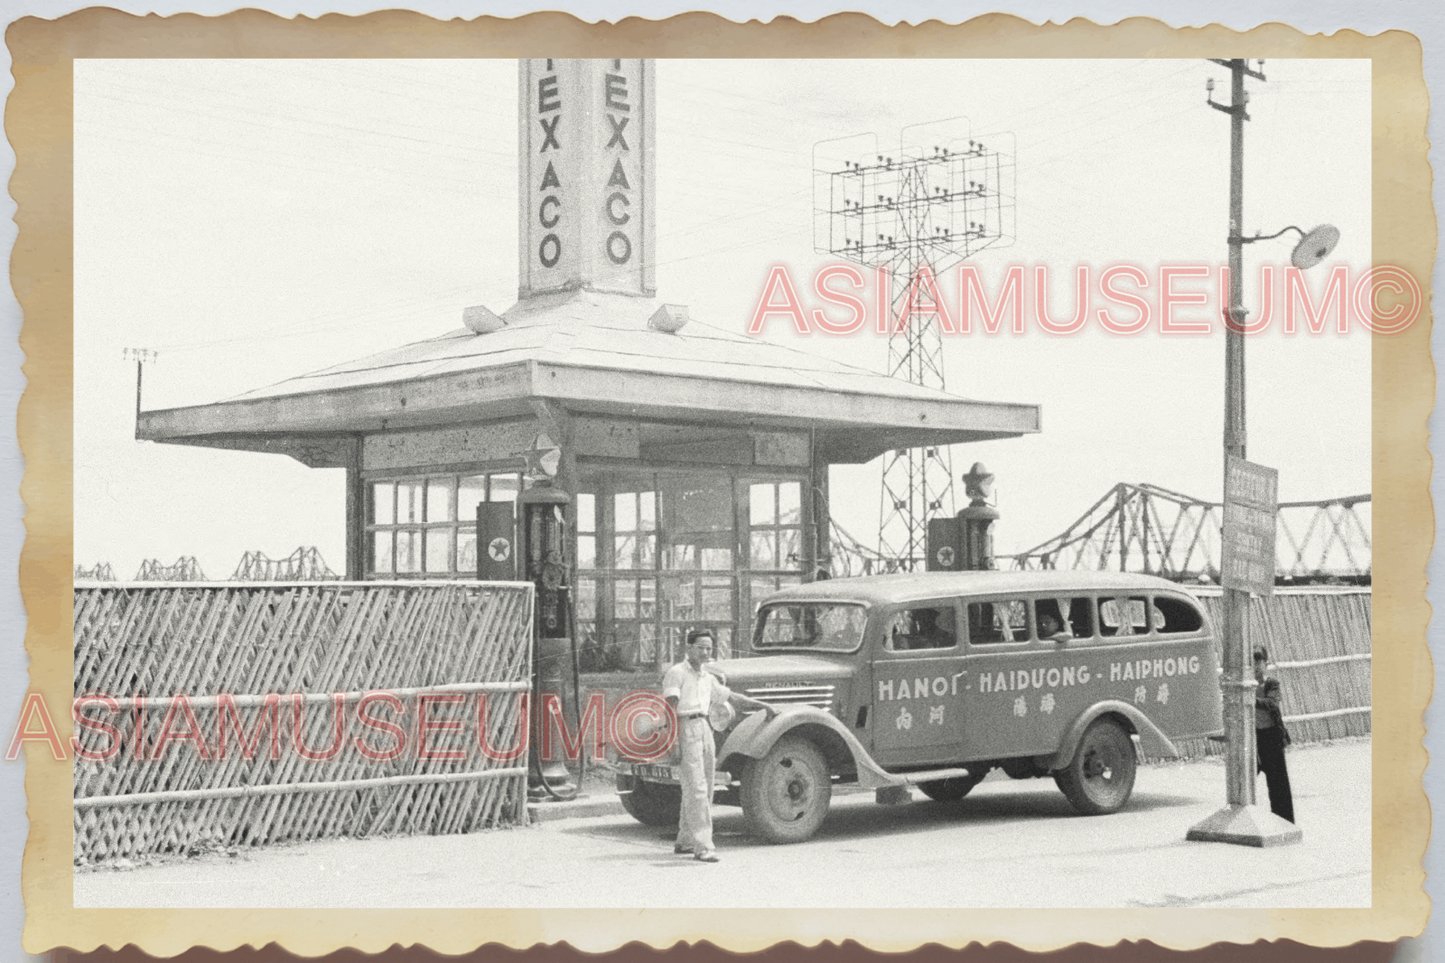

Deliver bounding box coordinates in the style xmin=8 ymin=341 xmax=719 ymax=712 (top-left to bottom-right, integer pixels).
xmin=662 ymin=661 xmax=732 ymax=717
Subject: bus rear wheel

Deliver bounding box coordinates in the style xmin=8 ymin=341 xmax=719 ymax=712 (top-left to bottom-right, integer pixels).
xmin=741 ymin=736 xmax=832 ymax=844
xmin=1054 ymin=718 xmax=1136 ymax=815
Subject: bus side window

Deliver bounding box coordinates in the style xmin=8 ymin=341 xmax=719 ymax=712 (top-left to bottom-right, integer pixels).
xmin=1099 ymin=596 xmax=1148 ymax=637
xmin=970 ymin=600 xmax=1026 ymax=644
xmin=886 ymin=607 xmax=956 ymax=651
xmin=967 ymin=602 xmax=999 ymax=643
xmin=885 ymin=612 xmax=910 ymax=651
xmin=1064 ymin=597 xmax=1095 ymax=638
xmin=1034 ymin=599 xmax=1066 ymax=639
xmin=1038 ymin=597 xmax=1094 ymax=639
xmin=1152 ymin=596 xmax=1204 ymax=634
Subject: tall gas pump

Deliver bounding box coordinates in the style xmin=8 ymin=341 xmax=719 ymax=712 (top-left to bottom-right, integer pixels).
xmin=926 ymin=463 xmax=999 ymax=572
xmin=478 ymin=481 xmax=579 ymax=797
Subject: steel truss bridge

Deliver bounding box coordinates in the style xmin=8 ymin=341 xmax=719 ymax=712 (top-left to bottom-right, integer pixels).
xmin=232 ymin=546 xmax=338 ymax=581
xmin=73 ymin=562 xmax=116 ymax=582
xmin=133 ymin=556 xmax=207 ymax=582
xmin=77 ymin=548 xmax=338 ymax=583
xmin=832 ymin=482 xmax=1371 ymax=585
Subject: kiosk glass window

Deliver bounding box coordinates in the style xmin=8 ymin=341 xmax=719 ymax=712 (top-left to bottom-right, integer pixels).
xmin=613 ymin=490 xmax=656 ymax=571
xmin=425 ymin=479 xmax=453 ymax=523
xmin=458 ymin=476 xmax=487 ymax=520
xmin=749 ymin=481 xmax=802 ymax=571
xmin=654 ymin=477 xmax=737 ymax=660
xmin=373 ymin=531 xmax=392 ymax=574
xmin=573 ymin=493 xmax=600 ymax=667
xmin=576 ymin=493 xmax=596 ymax=569
xmin=580 ymin=469 xmax=807 ymax=670
xmin=371 ymin=483 xmax=394 ymax=525
xmin=746 ymin=480 xmax=805 ymax=638
xmin=661 ymin=478 xmax=733 ymax=570
xmin=366 ymin=471 xmax=523 ymax=578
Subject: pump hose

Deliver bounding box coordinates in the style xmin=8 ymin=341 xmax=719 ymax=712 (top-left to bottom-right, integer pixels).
xmin=530 ymin=634 xmax=586 ymax=802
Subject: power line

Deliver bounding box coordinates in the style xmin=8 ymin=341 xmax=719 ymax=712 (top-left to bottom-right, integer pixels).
xmin=84 ymin=60 xmax=504 ymax=150
xmin=77 ymin=86 xmax=510 ymax=164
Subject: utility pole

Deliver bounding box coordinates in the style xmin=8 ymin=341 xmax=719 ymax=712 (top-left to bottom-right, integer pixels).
xmin=815 ymin=127 xmax=1014 ymax=570
xmin=1221 ymin=57 xmax=1258 ymax=818
xmin=123 ymin=348 xmax=157 ymax=424
xmin=1188 ymin=58 xmax=1312 ymax=847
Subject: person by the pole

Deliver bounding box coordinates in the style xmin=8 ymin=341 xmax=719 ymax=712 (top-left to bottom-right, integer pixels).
xmin=1253 ymin=646 xmax=1295 ymax=823
xmin=661 ymin=629 xmax=778 ymax=862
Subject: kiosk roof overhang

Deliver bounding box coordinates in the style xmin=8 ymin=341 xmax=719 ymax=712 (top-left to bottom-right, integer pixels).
xmin=137 ymin=291 xmax=1041 ymax=467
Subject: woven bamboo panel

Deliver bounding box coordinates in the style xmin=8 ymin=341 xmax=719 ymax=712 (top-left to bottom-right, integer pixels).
xmin=73 ymin=582 xmax=533 ymax=865
xmin=1174 ymin=587 xmax=1371 ymax=760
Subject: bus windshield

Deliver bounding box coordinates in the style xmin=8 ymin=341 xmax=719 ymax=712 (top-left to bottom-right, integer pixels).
xmin=754 ymin=603 xmax=868 ymax=651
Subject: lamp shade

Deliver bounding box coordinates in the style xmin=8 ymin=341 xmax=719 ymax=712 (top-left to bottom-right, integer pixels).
xmin=1290 ymin=224 xmax=1340 ymax=269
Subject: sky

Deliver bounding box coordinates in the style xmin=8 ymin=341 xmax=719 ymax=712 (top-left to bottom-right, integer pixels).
xmin=72 ymin=57 xmax=1374 ymax=578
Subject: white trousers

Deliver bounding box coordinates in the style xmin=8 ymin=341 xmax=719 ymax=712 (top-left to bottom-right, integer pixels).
xmin=677 ymin=717 xmax=716 ymax=854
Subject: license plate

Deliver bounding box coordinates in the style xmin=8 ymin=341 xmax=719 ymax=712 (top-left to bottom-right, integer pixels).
xmin=632 ymin=763 xmax=677 ymax=782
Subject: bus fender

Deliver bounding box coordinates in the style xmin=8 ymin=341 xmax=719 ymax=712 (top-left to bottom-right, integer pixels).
xmin=719 ymin=706 xmax=903 ymax=790
xmin=1046 ymin=700 xmax=1179 ymax=771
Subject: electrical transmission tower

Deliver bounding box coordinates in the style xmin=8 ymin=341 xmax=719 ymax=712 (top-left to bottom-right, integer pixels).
xmin=815 ymin=125 xmax=1014 ymax=568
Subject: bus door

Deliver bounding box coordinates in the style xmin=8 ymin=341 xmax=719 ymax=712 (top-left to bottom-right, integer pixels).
xmin=868 ymin=600 xmax=967 ymax=765
xmin=961 ymin=594 xmax=1099 ymax=761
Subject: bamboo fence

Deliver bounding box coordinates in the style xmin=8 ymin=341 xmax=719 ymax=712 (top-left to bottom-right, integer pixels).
xmin=73 ymin=581 xmax=533 ymax=864
xmin=1173 ymin=585 xmax=1371 ymax=759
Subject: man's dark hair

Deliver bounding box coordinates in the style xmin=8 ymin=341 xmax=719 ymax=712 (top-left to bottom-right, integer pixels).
xmin=686 ymin=629 xmax=715 ymax=646
xmin=1253 ymin=646 xmax=1269 ymax=662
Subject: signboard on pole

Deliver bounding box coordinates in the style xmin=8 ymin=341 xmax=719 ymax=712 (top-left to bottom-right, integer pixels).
xmin=1221 ymin=455 xmax=1278 ymax=596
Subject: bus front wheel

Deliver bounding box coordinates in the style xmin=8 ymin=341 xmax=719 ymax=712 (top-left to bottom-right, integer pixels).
xmin=741 ymin=736 xmax=832 ymax=844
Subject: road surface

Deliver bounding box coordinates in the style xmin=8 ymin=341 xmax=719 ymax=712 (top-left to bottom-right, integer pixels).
xmin=74 ymin=739 xmax=1370 ymax=909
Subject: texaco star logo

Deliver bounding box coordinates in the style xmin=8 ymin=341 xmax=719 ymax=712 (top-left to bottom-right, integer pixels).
xmin=488 ymin=537 xmax=512 ymax=562
xmin=936 ymin=546 xmax=956 ymax=568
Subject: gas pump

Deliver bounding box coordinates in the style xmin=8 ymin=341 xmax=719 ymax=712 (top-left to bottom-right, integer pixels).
xmin=926 ymin=462 xmax=999 ymax=572
xmin=478 ymin=484 xmax=580 ymax=798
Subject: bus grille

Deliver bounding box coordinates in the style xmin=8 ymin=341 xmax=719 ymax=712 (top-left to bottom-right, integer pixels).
xmin=744 ymin=684 xmax=836 ymax=712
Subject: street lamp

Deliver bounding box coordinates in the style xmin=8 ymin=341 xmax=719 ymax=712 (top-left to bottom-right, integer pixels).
xmin=1187 ymin=59 xmax=1338 ymax=848
xmin=1240 ymin=223 xmax=1341 ymax=269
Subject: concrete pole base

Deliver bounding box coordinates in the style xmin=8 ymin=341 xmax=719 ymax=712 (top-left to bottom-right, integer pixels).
xmin=1186 ymin=804 xmax=1302 ymax=847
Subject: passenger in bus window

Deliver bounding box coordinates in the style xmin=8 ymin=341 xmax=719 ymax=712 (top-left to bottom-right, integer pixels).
xmin=1037 ymin=612 xmax=1065 ymax=639
xmin=1035 ymin=600 xmax=1069 ymax=640
xmin=908 ymin=607 xmax=955 ymax=649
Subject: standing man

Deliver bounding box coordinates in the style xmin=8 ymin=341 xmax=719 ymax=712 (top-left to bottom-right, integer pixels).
xmin=662 ymin=629 xmax=778 ymax=862
xmin=1253 ymin=646 xmax=1295 ymax=823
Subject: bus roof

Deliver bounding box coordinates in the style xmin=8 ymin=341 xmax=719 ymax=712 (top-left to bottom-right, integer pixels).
xmin=764 ymin=570 xmax=1204 ymax=607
